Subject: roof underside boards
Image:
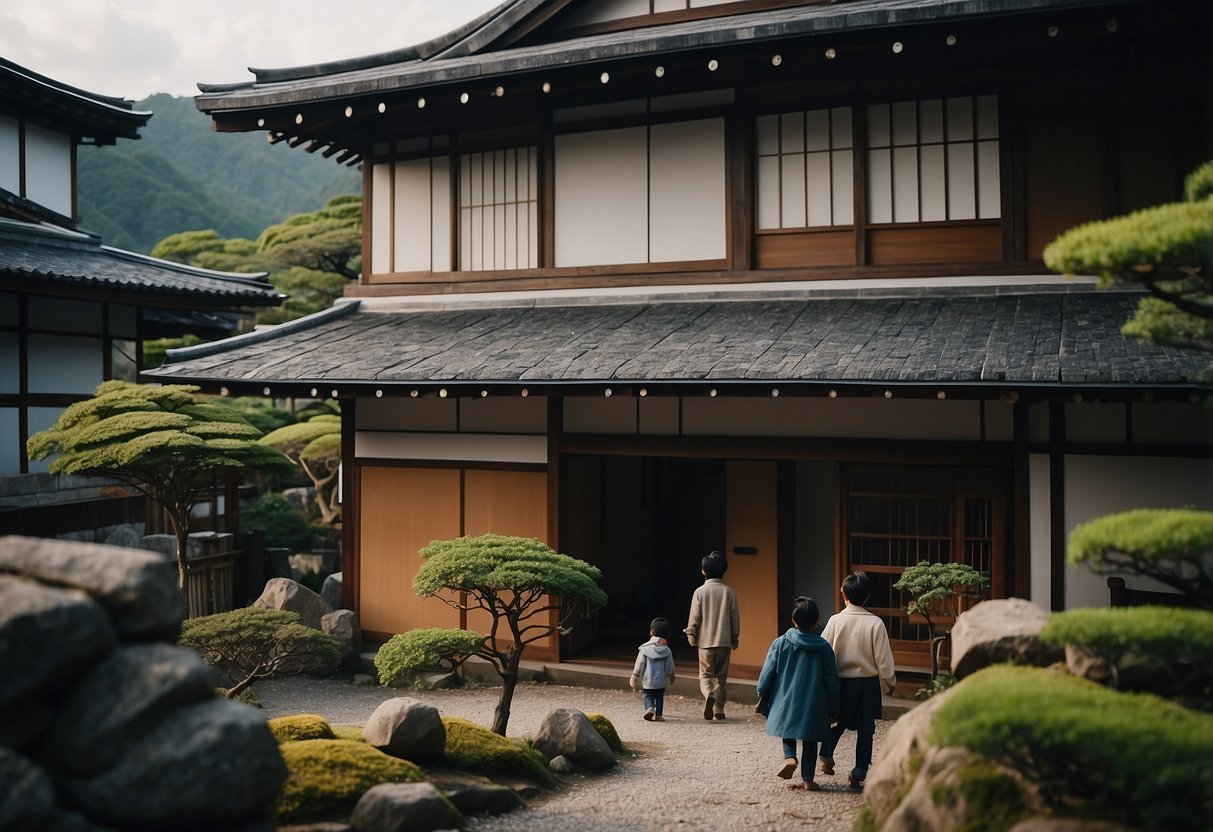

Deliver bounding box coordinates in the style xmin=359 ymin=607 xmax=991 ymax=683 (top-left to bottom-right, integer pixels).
xmin=145 ymin=291 xmax=1209 ymax=390
xmin=195 ymin=0 xmax=1133 ymax=111
xmin=0 ymin=221 xmax=281 ymax=307
xmin=0 ymin=58 xmax=150 ymax=143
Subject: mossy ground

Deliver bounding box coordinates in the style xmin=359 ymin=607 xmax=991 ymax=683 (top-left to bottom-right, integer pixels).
xmin=277 ymin=739 xmax=423 ymax=823
xmin=441 ymin=716 xmax=555 ymax=787
xmin=585 ymin=712 xmax=627 ymax=753
xmin=269 ymin=713 xmax=336 ymax=743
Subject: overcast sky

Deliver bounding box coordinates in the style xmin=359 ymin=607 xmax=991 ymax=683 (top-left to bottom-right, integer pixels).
xmin=0 ymin=1 xmax=502 ymax=101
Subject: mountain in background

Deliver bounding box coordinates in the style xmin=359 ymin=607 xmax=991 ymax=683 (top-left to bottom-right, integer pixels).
xmin=78 ymin=94 xmax=361 ymax=253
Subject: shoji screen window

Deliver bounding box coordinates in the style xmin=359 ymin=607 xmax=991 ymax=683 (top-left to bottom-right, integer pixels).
xmin=866 ymin=95 xmax=1000 ymax=223
xmin=459 ymin=147 xmax=538 ymax=271
xmin=756 ymin=107 xmax=854 ymax=230
xmin=369 ymin=152 xmax=452 ymax=276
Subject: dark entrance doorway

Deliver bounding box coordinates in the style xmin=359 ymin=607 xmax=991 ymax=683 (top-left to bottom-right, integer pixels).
xmin=563 ymin=455 xmax=726 ymax=662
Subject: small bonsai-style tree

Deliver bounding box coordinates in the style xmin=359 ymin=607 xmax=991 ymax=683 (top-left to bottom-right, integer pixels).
xmin=26 ymin=380 xmax=291 ymax=590
xmin=1044 ymin=160 xmax=1213 ymax=355
xmin=179 ymin=607 xmax=341 ymax=698
xmin=259 ymin=402 xmax=342 ymax=526
xmin=893 ymin=561 xmax=989 ymax=679
xmin=375 ymin=533 xmax=607 ymax=735
xmin=1068 ymin=508 xmax=1213 ymax=610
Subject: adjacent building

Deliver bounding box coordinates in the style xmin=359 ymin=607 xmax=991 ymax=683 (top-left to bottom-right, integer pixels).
xmin=151 ymin=0 xmax=1212 ymax=673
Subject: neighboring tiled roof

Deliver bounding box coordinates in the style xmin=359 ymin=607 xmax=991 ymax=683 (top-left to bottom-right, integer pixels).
xmin=196 ymin=0 xmax=1140 ymax=110
xmin=0 ymin=58 xmax=150 ymax=144
xmin=146 ymin=287 xmax=1210 ymax=391
xmin=0 ymin=219 xmax=282 ymax=307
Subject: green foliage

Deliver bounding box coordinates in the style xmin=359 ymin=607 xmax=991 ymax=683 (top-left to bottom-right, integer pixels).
xmin=257 ymin=196 xmax=362 ymax=279
xmin=225 ymin=397 xmax=297 ymax=434
xmin=1068 ymin=508 xmax=1213 ymax=609
xmin=260 ymin=267 xmax=350 ymax=325
xmin=376 ymin=628 xmax=484 ymax=685
xmin=930 ymin=666 xmax=1213 ymax=831
xmin=242 ymin=492 xmax=315 ymax=551
xmin=141 ymin=334 xmax=203 ymax=370
xmin=585 ymin=713 xmax=626 ymax=753
xmin=414 ymin=534 xmax=607 ymax=608
xmin=914 ymin=673 xmax=958 ymax=701
xmin=260 ymin=404 xmax=343 ymax=525
xmin=179 ymin=607 xmax=340 ymax=697
xmin=441 ymin=717 xmax=555 ymax=787
xmin=277 ymin=739 xmax=423 ymax=824
xmin=332 ymin=724 xmax=367 ymax=743
xmin=269 ymin=714 xmax=337 ymax=744
xmin=953 ymin=762 xmax=1031 ymax=832
xmin=151 ymin=229 xmax=267 ymax=273
xmin=893 ymin=562 xmax=989 ymax=627
xmin=1044 ymin=161 xmax=1213 ymax=354
xmin=78 ymin=93 xmax=359 ymax=254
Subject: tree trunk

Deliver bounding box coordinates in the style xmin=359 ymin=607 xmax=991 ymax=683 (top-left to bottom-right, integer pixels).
xmin=168 ymin=511 xmax=191 ymax=593
xmin=492 ymin=659 xmax=521 ymax=735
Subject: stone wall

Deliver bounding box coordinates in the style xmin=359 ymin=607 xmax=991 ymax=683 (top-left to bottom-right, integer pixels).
xmin=0 ymin=535 xmax=286 ymax=831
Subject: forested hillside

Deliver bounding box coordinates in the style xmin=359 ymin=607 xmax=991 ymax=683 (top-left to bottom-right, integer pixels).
xmin=77 ymin=94 xmax=360 ymax=253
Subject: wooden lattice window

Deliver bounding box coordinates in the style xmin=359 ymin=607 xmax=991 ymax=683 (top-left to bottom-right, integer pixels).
xmin=840 ymin=466 xmax=1005 ymax=666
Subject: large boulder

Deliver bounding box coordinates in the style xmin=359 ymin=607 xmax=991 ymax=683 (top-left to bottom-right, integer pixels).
xmin=950 ymin=598 xmax=1063 ymax=679
xmin=253 ymin=577 xmax=333 ymax=629
xmin=321 ymin=572 xmax=344 ymax=609
xmin=865 ymin=687 xmax=955 ymax=823
xmin=39 ymin=643 xmax=218 ymax=776
xmin=0 ymin=535 xmax=182 ymax=641
xmin=428 ymin=773 xmax=523 ymax=816
xmin=532 ymin=708 xmax=616 ymax=772
xmin=321 ymin=609 xmax=361 ymax=672
xmin=362 ymin=697 xmax=446 ymax=762
xmin=0 ymin=574 xmax=115 ymax=712
xmin=350 ymin=782 xmax=461 ymax=832
xmin=57 ymin=698 xmax=287 ymax=828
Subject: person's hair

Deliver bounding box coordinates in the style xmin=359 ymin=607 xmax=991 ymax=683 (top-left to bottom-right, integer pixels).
xmin=842 ymin=571 xmax=873 ymax=605
xmin=701 ymin=551 xmax=727 ymax=579
xmin=650 ymin=617 xmax=672 ymax=640
xmin=791 ymin=596 xmax=819 ymax=631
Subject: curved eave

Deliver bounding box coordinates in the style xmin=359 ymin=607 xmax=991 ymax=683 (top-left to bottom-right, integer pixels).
xmin=0 ymin=57 xmax=151 ymax=141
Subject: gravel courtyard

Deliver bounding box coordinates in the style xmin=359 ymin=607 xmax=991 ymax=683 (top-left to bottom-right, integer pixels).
xmin=257 ymin=675 xmax=891 ymax=832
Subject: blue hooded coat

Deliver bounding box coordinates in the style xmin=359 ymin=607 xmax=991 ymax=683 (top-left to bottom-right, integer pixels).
xmin=757 ymin=628 xmax=841 ymax=741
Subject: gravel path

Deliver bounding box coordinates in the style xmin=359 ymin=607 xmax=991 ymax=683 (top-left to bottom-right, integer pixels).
xmin=256 ymin=676 xmax=890 ymax=832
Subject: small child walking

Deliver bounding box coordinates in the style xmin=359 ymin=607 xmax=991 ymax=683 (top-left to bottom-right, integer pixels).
xmin=818 ymin=571 xmax=897 ymax=790
xmin=630 ymin=617 xmax=677 ymax=721
xmin=756 ymin=597 xmax=840 ymax=791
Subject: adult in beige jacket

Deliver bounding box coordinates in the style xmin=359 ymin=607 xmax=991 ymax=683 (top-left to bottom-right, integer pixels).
xmin=683 ymin=551 xmax=740 ymax=720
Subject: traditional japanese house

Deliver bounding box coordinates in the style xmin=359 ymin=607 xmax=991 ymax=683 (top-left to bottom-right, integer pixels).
xmin=150 ymin=0 xmax=1212 ymax=674
xmin=0 ymin=57 xmax=281 ymax=529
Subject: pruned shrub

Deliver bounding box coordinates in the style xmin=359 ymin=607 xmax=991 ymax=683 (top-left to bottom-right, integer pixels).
xmin=243 ymin=492 xmax=314 ymax=552
xmin=930 ymin=666 xmax=1213 ymax=832
xmin=585 ymin=712 xmax=626 ymax=753
xmin=180 ymin=607 xmax=340 ymax=697
xmin=375 ymin=628 xmax=483 ymax=685
xmin=269 ymin=714 xmax=337 ymax=744
xmin=277 ymin=739 xmax=423 ymax=823
xmin=441 ymin=717 xmax=554 ymax=787
xmin=1041 ymin=606 xmax=1213 ymax=708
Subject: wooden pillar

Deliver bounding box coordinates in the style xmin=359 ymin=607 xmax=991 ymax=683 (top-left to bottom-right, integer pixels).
xmin=1048 ymin=399 xmax=1066 ymax=611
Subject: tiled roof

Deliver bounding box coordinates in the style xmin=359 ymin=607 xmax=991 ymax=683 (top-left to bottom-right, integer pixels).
xmin=0 ymin=220 xmax=281 ymax=307
xmin=146 ymin=288 xmax=1210 ymax=390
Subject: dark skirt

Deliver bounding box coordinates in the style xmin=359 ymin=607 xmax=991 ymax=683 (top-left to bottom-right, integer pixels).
xmin=836 ymin=676 xmax=883 ymax=731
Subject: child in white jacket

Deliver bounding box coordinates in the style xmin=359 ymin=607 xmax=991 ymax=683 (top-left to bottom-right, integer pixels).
xmin=630 ymin=617 xmax=677 ymax=721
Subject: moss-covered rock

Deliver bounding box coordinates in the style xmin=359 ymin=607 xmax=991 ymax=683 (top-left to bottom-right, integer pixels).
xmin=585 ymin=712 xmax=626 ymax=753
xmin=441 ymin=717 xmax=554 ymax=787
xmin=268 ymin=714 xmax=336 ymax=744
xmin=930 ymin=666 xmax=1213 ymax=832
xmin=277 ymin=738 xmax=423 ymax=823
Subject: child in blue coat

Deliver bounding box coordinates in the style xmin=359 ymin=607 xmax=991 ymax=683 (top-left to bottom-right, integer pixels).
xmin=630 ymin=617 xmax=677 ymax=721
xmin=756 ymin=597 xmax=841 ymax=790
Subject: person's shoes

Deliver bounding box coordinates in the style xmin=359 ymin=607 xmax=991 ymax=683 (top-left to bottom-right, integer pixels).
xmin=713 ymin=712 xmax=727 ymax=720
xmin=792 ymin=780 xmax=821 ymax=792
xmin=653 ymin=715 xmax=665 ymax=721
xmin=703 ymin=695 xmax=715 ymax=720
xmin=848 ymin=774 xmax=864 ymax=790
xmin=777 ymin=758 xmax=797 ymax=779
xmin=819 ymin=758 xmax=835 ymax=776
xmin=643 ymin=708 xmax=655 ymax=721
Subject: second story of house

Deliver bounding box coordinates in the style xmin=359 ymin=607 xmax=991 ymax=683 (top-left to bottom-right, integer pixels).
xmin=196 ymin=0 xmax=1209 ymax=297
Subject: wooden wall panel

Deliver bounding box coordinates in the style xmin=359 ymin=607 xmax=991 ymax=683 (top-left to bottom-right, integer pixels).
xmin=358 ymin=466 xmax=462 ymax=635
xmin=867 ymin=224 xmax=1001 ymax=265
xmin=1024 ymin=111 xmax=1102 ymax=258
xmin=463 ymin=469 xmax=558 ymax=659
xmin=754 ymin=231 xmax=855 ymax=269
xmin=726 ymin=460 xmax=780 ymax=670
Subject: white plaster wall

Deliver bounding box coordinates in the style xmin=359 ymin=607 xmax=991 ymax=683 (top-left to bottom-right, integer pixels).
xmin=0 ymin=115 xmax=18 ymax=195
xmin=394 ymin=159 xmax=434 ymax=273
xmin=0 ymin=407 xmax=17 ymax=475
xmin=649 ymin=119 xmax=726 ymax=262
xmin=27 ymin=335 xmax=102 ymax=394
xmin=23 ymin=124 xmax=71 ymax=217
xmin=1063 ymin=454 xmax=1213 ymax=609
xmin=0 ymin=333 xmax=17 ymax=394
xmin=355 ymin=431 xmax=546 ymax=464
xmin=554 ymin=127 xmax=649 ymax=267
xmin=1028 ymin=453 xmax=1052 ymax=608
